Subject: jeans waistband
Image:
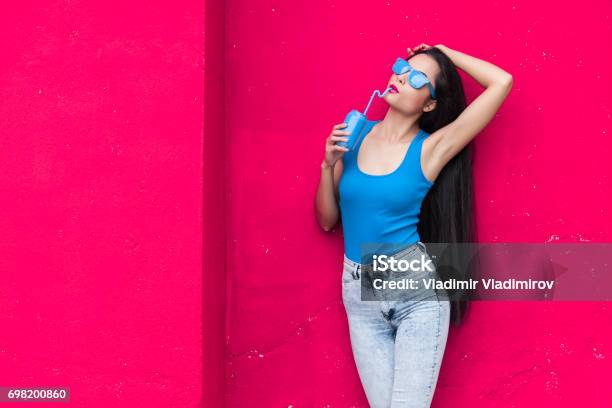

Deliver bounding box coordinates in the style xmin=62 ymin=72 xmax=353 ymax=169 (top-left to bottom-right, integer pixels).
xmin=343 ymin=241 xmax=427 ymax=271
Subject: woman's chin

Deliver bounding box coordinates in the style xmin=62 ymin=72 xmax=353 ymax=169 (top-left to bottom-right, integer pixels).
xmin=383 ymin=94 xmax=398 ymax=106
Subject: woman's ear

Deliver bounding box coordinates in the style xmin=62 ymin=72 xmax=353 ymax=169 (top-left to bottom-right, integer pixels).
xmin=423 ymin=99 xmax=437 ymax=113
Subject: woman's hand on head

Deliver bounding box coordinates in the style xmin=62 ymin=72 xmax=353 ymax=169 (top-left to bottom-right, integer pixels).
xmin=406 ymin=43 xmax=433 ymax=57
xmin=323 ymin=123 xmax=350 ymax=167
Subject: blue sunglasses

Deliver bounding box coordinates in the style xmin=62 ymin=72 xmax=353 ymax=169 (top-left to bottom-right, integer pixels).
xmin=392 ymin=57 xmax=437 ymax=100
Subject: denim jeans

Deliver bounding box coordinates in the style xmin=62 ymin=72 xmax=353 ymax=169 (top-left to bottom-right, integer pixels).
xmin=342 ymin=241 xmax=451 ymax=408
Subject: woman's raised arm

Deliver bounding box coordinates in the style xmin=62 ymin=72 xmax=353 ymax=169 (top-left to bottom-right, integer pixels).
xmin=424 ymin=44 xmax=513 ymax=169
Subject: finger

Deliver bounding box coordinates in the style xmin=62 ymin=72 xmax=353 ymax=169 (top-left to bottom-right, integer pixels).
xmin=333 ymin=145 xmax=349 ymax=152
xmin=332 ymin=130 xmax=350 ymax=136
xmin=330 ymin=136 xmax=349 ymax=142
xmin=333 ymin=123 xmax=348 ymax=129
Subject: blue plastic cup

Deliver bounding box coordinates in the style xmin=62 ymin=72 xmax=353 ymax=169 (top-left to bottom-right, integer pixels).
xmin=337 ymin=109 xmax=367 ymax=150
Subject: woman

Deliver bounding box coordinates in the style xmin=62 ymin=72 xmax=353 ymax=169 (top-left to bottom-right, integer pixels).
xmin=314 ymin=43 xmax=512 ymax=407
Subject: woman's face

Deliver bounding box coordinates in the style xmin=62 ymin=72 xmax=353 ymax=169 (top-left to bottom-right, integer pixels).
xmin=383 ymin=53 xmax=440 ymax=115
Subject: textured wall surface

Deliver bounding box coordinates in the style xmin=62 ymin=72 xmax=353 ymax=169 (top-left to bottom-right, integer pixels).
xmin=225 ymin=1 xmax=611 ymax=407
xmin=0 ymin=2 xmax=203 ymax=407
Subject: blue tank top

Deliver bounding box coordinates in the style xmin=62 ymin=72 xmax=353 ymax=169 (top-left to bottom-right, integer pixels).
xmin=338 ymin=119 xmax=434 ymax=263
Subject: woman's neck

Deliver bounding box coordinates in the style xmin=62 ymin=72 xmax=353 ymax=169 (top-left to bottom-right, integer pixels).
xmin=377 ymin=107 xmax=421 ymax=144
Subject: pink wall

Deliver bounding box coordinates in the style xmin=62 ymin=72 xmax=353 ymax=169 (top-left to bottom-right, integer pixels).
xmin=225 ymin=1 xmax=612 ymax=407
xmin=2 ymin=1 xmax=610 ymax=406
xmin=0 ymin=1 xmax=203 ymax=407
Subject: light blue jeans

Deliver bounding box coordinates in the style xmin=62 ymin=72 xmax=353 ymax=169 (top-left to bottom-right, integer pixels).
xmin=342 ymin=241 xmax=451 ymax=408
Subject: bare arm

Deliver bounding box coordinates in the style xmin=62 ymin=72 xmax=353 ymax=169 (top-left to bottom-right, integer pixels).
xmin=315 ymin=160 xmax=343 ymax=231
xmin=315 ymin=123 xmax=349 ymax=231
xmin=424 ymin=44 xmax=513 ymax=179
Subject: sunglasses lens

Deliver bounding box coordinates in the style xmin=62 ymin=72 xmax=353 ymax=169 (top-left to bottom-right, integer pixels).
xmin=393 ymin=58 xmax=412 ymax=73
xmin=410 ymin=73 xmax=428 ymax=88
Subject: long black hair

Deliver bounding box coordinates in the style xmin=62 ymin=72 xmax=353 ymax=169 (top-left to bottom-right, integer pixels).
xmin=411 ymin=48 xmax=477 ymax=325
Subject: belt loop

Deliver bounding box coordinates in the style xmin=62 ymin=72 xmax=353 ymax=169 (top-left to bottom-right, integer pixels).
xmin=417 ymin=241 xmax=426 ymax=252
xmin=351 ymin=264 xmax=361 ymax=280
